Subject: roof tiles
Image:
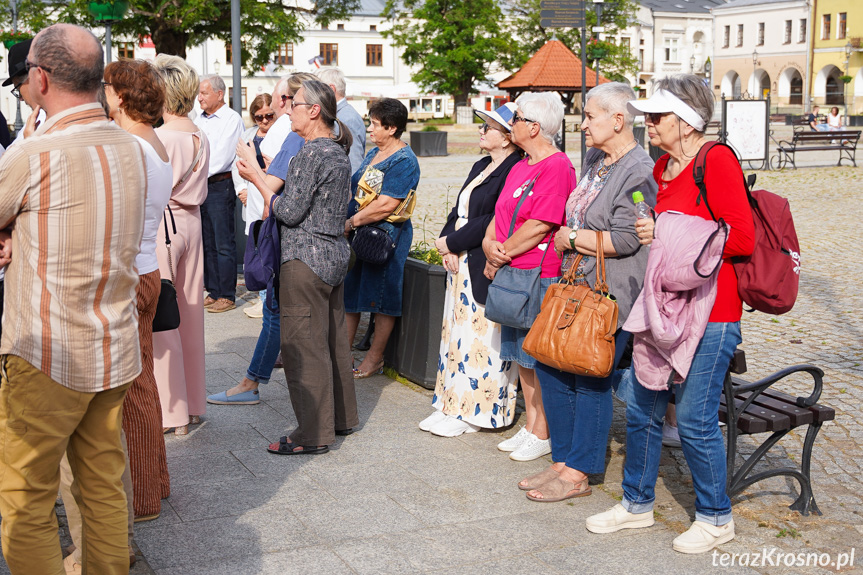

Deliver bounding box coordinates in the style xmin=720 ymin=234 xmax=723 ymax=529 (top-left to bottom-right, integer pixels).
xmin=498 ymin=40 xmax=610 ymax=91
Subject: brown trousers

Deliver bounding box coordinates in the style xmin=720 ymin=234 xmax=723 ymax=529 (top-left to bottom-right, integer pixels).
xmin=279 ymin=260 xmax=358 ymax=446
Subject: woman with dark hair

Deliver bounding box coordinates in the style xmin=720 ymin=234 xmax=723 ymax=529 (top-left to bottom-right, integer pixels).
xmin=343 ymin=98 xmax=421 ymax=379
xmin=237 ymin=79 xmax=358 ymax=454
xmin=587 ymin=75 xmax=754 ymax=554
xmin=103 ymin=59 xmax=173 ymax=521
xmin=151 ymin=54 xmax=211 ymax=436
xmin=419 ymin=103 xmax=522 ymax=437
xmin=233 ymin=93 xmax=274 ymax=231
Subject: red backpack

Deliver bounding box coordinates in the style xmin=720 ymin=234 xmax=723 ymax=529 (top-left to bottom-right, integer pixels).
xmin=693 ymin=142 xmax=801 ymax=314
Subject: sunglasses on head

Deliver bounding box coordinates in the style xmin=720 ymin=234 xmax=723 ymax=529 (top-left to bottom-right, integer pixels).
xmin=254 ymin=112 xmax=275 ymax=122
xmin=645 ymin=112 xmax=673 ymax=125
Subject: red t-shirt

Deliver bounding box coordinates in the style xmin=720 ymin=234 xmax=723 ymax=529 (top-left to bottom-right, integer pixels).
xmin=494 ymin=152 xmax=576 ymax=278
xmin=654 ymin=147 xmax=755 ymax=322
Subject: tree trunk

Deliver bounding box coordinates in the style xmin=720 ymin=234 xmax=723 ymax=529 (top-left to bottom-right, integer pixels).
xmin=151 ymin=23 xmax=188 ymax=59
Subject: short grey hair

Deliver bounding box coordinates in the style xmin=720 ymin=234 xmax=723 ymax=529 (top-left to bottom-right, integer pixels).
xmin=201 ymin=74 xmax=226 ymax=94
xmin=515 ymin=92 xmax=564 ymax=143
xmin=31 ymin=24 xmax=103 ymax=94
xmin=655 ymin=75 xmax=714 ymax=133
xmin=586 ymin=82 xmax=636 ymax=129
xmin=316 ymin=67 xmax=347 ymax=98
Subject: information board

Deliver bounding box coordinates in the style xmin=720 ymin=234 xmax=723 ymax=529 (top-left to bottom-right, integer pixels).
xmin=721 ymin=99 xmax=769 ymax=163
xmin=540 ymin=0 xmax=585 ymax=28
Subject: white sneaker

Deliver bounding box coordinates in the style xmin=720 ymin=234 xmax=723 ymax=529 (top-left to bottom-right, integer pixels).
xmin=429 ymin=415 xmax=480 ymax=437
xmin=662 ymin=421 xmax=681 ymax=448
xmin=586 ymin=503 xmax=655 ymax=534
xmin=243 ymin=299 xmax=264 ymax=318
xmin=509 ymin=433 xmax=551 ymax=461
xmin=497 ymin=426 xmax=531 ymax=452
xmin=672 ymin=520 xmax=735 ymax=554
xmin=419 ymin=410 xmax=447 ymax=432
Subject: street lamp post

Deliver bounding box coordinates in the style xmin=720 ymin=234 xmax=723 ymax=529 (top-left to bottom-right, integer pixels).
xmin=705 ymin=57 xmax=712 ymax=88
xmin=844 ymin=41 xmax=852 ymax=122
xmin=690 ymin=55 xmax=696 ymax=74
xmin=9 ymin=0 xmax=23 ymax=134
xmin=88 ymin=0 xmax=129 ymax=63
xmin=592 ymin=0 xmax=604 ymax=86
xmin=752 ymin=50 xmax=759 ymax=98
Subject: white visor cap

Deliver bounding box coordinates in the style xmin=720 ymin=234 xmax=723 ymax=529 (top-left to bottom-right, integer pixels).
xmin=627 ymin=89 xmax=706 ymax=132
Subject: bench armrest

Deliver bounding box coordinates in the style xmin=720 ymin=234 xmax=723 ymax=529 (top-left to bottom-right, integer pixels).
xmin=728 ymin=365 xmax=825 ymax=407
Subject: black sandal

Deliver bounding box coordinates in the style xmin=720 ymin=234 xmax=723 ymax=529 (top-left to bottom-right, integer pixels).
xmin=266 ymin=436 xmax=329 ymax=455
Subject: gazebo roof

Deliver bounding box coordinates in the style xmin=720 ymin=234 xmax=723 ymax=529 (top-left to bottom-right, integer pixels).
xmin=498 ymin=40 xmax=610 ymax=92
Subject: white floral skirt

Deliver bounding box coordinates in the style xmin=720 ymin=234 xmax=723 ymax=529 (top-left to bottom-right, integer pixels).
xmin=432 ymin=251 xmax=518 ymax=428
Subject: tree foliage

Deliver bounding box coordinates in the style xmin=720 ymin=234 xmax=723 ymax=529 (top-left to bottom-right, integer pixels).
xmin=381 ymin=0 xmax=512 ymax=105
xmin=0 ymin=0 xmax=359 ymax=73
xmin=502 ymin=0 xmax=639 ymax=83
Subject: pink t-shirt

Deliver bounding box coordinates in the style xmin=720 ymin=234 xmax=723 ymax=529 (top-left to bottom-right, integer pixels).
xmin=494 ymin=152 xmax=576 ymax=277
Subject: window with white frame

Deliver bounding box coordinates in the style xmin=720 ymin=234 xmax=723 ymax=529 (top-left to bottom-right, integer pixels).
xmin=822 ymin=14 xmax=830 ymax=40
xmin=799 ymin=19 xmax=806 ymax=43
xmin=838 ymin=13 xmax=846 ymax=39
xmin=663 ymin=37 xmax=679 ymax=62
xmin=784 ymin=20 xmax=792 ymax=44
xmin=736 ymin=24 xmax=744 ymax=47
xmin=757 ymin=22 xmax=764 ymax=46
xmin=723 ymin=25 xmax=730 ymax=48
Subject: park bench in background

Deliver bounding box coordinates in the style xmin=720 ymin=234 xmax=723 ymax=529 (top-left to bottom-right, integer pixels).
xmin=771 ymin=130 xmax=860 ymax=169
xmin=720 ymin=350 xmax=834 ymax=516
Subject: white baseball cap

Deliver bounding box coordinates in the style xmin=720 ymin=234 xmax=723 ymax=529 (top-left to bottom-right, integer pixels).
xmin=627 ymin=89 xmax=706 ymax=131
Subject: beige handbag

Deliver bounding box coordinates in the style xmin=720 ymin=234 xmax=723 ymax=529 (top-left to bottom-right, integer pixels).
xmin=522 ymin=231 xmax=619 ymax=377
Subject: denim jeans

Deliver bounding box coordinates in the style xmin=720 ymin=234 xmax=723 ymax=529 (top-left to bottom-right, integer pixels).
xmin=246 ymin=290 xmax=281 ymax=384
xmin=200 ymin=179 xmax=237 ymax=301
xmin=621 ymin=321 xmax=742 ymax=526
xmin=536 ymin=330 xmax=630 ymax=474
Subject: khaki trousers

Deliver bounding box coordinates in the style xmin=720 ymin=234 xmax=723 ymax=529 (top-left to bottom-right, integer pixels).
xmin=0 ymin=355 xmax=131 ymax=575
xmin=59 ymin=430 xmax=135 ymax=565
xmin=279 ymin=260 xmax=358 ymax=446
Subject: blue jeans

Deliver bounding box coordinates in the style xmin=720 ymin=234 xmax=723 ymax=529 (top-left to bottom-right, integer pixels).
xmin=536 ymin=330 xmax=630 ymax=474
xmin=200 ymin=179 xmax=237 ymax=301
xmin=246 ymin=290 xmax=281 ymax=384
xmin=621 ymin=321 xmax=742 ymax=526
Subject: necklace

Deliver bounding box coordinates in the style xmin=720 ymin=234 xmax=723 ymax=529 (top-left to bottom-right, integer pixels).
xmin=597 ymin=140 xmax=637 ymax=177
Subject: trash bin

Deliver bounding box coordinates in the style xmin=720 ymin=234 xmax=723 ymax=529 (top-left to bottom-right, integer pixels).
xmin=409 ymin=131 xmax=448 ymax=157
xmin=633 ymin=126 xmax=646 ymax=149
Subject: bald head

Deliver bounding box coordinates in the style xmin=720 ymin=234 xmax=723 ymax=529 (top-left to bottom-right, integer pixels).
xmin=30 ymin=24 xmax=104 ymax=95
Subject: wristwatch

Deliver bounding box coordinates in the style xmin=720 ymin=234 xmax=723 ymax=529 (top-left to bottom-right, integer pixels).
xmin=568 ymin=228 xmax=578 ymax=249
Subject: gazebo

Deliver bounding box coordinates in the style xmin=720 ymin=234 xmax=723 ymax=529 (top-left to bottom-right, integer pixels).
xmin=498 ymin=39 xmax=610 ymax=112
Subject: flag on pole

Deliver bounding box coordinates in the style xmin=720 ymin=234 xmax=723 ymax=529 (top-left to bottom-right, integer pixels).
xmin=308 ymin=55 xmax=324 ymax=68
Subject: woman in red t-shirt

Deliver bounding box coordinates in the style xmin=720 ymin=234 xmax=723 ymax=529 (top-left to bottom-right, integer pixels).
xmin=586 ymin=75 xmax=754 ymax=555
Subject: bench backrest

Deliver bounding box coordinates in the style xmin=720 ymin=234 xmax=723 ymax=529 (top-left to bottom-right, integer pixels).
xmin=792 ymin=130 xmax=860 ymax=143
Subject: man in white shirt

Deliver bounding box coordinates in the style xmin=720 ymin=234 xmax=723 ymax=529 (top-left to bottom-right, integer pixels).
xmin=194 ymin=75 xmax=245 ymax=313
xmin=316 ymin=67 xmax=366 ymax=174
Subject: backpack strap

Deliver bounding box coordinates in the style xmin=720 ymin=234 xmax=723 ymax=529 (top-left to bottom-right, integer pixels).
xmin=691 ymin=141 xmax=722 ymax=222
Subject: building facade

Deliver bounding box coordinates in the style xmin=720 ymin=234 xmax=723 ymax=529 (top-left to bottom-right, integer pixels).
xmin=810 ymin=0 xmax=860 ymax=115
xmin=711 ymin=0 xmax=810 ymax=113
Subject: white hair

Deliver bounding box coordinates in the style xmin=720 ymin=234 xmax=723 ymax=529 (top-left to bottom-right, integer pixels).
xmin=201 ymin=74 xmax=226 ymax=94
xmin=315 ymin=67 xmax=347 ymax=98
xmin=586 ymin=82 xmax=636 ymax=128
xmin=515 ymin=92 xmax=564 ymax=143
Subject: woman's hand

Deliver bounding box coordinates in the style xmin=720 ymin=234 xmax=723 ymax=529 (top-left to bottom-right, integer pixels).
xmin=237 ymin=159 xmax=256 ymax=183
xmin=442 ymin=253 xmax=459 ymax=274
xmin=237 ymin=189 xmax=248 ymax=206
xmin=434 ymin=236 xmax=450 ymax=255
xmin=236 ymin=139 xmax=256 ymax=163
xmin=344 ymin=217 xmax=354 ymax=237
xmin=635 ymin=217 xmax=654 ymax=246
xmin=553 ymin=226 xmax=573 ymax=255
xmin=0 ymin=229 xmax=12 ymax=267
xmin=483 ymin=261 xmax=499 ymax=280
xmin=262 ymin=154 xmax=273 ymax=170
xmin=482 ymin=237 xmax=511 ymax=268
xmin=23 ymin=105 xmax=42 ymax=138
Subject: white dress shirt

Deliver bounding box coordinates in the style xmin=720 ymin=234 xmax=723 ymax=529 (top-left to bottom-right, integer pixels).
xmin=193 ymin=103 xmax=245 ymax=177
xmin=259 ymin=113 xmax=292 ymax=158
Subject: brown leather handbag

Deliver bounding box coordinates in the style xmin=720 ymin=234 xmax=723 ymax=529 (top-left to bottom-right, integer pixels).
xmin=522 ymin=231 xmax=619 ymax=377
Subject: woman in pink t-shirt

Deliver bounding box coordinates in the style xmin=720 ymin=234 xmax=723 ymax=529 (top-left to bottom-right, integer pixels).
xmin=482 ymin=92 xmax=576 ymax=462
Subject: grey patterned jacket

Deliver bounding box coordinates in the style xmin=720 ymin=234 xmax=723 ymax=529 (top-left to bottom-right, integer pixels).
xmin=272 ymin=137 xmax=352 ymax=286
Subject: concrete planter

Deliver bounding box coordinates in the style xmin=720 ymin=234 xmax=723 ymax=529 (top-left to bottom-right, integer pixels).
xmin=384 ymin=257 xmax=446 ymax=389
xmin=409 ymin=131 xmax=448 ymax=157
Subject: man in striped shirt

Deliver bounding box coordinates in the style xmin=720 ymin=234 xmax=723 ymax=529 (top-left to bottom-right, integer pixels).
xmin=0 ymin=24 xmax=147 ymax=575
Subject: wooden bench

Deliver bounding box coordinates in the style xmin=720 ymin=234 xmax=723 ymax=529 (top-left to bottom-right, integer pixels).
xmin=771 ymin=130 xmax=860 ymax=169
xmin=719 ymin=350 xmax=834 ymax=516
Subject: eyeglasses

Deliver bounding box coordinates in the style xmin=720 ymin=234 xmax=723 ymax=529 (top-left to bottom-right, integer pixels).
xmin=281 ymin=94 xmax=293 ymax=103
xmin=645 ymin=112 xmax=673 ymax=125
xmin=512 ymin=113 xmax=537 ymax=125
xmin=102 ymin=81 xmax=112 ymax=87
xmin=290 ymin=100 xmax=315 ymax=110
xmin=254 ymin=112 xmax=275 ymax=122
xmin=479 ymin=123 xmax=504 ymax=134
xmin=24 ymin=58 xmax=52 ymax=74
xmin=11 ymin=80 xmax=26 ymax=100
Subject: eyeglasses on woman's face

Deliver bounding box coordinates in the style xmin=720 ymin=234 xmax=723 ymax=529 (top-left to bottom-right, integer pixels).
xmin=511 ymin=113 xmax=537 ymax=126
xmin=254 ymin=112 xmax=275 ymax=123
xmin=645 ymin=112 xmax=673 ymax=125
xmin=290 ymin=100 xmax=315 ymax=111
xmin=479 ymin=123 xmax=504 ymax=134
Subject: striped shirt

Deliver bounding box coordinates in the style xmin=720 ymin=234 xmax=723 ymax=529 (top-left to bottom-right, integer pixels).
xmin=0 ymin=103 xmax=147 ymax=392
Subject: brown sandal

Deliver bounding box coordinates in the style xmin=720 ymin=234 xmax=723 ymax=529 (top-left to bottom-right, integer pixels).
xmin=518 ymin=465 xmax=559 ymax=491
xmin=526 ymin=477 xmax=591 ymax=502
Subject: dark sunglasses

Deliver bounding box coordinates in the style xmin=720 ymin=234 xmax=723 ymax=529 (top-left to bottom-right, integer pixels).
xmin=512 ymin=113 xmax=536 ymax=125
xmin=24 ymin=58 xmax=52 ymax=74
xmin=645 ymin=112 xmax=673 ymax=125
xmin=11 ymin=80 xmax=26 ymax=100
xmin=254 ymin=112 xmax=275 ymax=122
xmin=479 ymin=123 xmax=504 ymax=134
xmin=281 ymin=94 xmax=294 ymax=103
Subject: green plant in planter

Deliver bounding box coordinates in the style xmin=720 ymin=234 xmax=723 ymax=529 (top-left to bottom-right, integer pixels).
xmin=839 ymin=75 xmax=853 ymax=84
xmin=421 ymin=125 xmax=440 ymax=132
xmin=0 ymin=30 xmax=34 ymax=50
xmin=408 ymin=242 xmax=443 ymax=265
